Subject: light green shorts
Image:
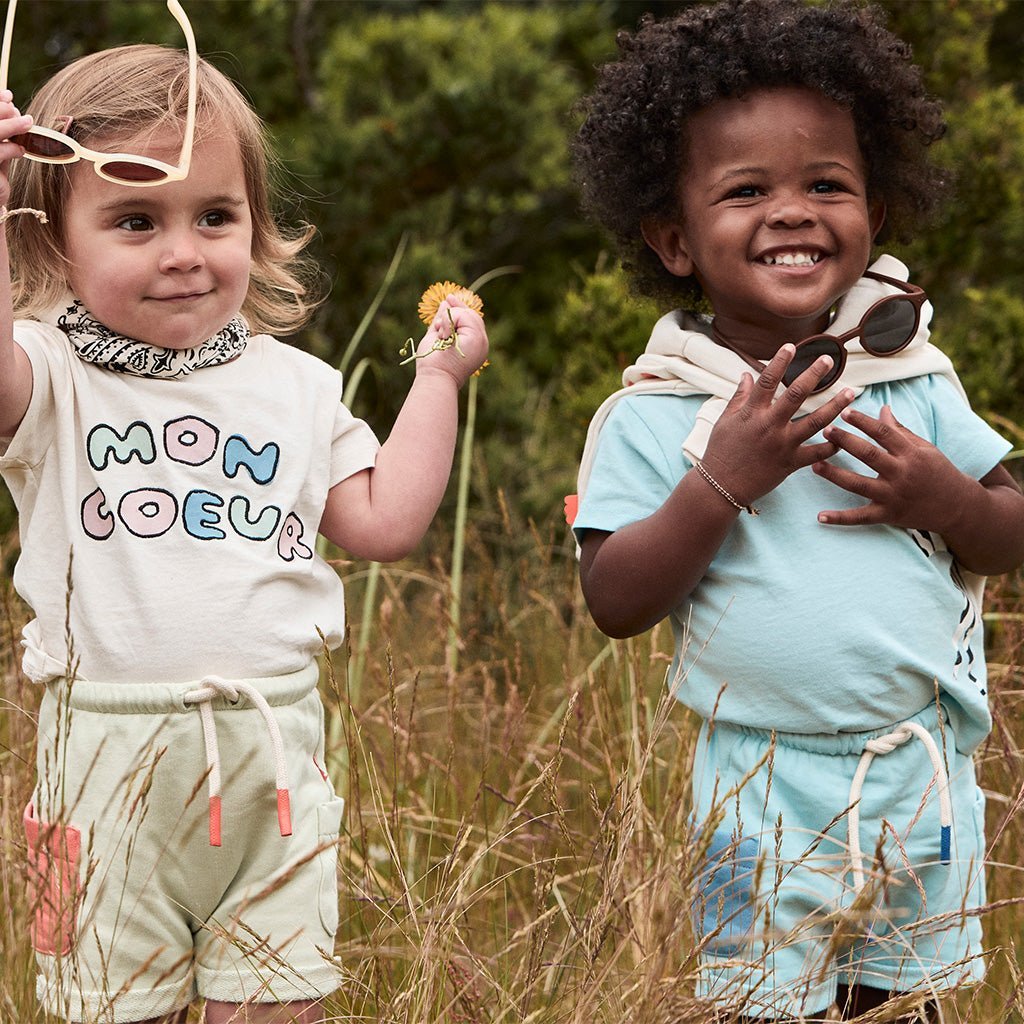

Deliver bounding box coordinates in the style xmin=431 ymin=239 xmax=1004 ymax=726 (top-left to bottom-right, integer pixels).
xmin=691 ymin=704 xmax=986 ymax=1019
xmin=27 ymin=663 xmax=344 ymax=1022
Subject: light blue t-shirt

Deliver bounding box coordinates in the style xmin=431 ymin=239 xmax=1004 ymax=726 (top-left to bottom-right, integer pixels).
xmin=574 ymin=374 xmax=1011 ymax=753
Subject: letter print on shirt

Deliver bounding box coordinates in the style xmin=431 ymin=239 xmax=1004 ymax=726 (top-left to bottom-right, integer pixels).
xmin=78 ymin=415 xmax=304 ymax=560
xmin=87 ymin=421 xmax=157 ymax=470
xmin=223 ymin=435 xmax=280 ymax=485
xmin=164 ymin=416 xmax=220 ymax=466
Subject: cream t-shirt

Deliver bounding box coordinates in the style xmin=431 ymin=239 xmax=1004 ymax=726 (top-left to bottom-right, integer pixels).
xmin=0 ymin=323 xmax=380 ymax=684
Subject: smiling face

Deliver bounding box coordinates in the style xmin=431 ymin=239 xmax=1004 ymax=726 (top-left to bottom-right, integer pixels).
xmin=62 ymin=130 xmax=253 ymax=350
xmin=642 ymin=86 xmax=885 ymax=359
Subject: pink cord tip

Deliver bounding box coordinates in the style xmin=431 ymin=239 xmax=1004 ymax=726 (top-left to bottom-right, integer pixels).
xmin=277 ymin=789 xmax=292 ymax=837
xmin=209 ymin=796 xmax=222 ymax=847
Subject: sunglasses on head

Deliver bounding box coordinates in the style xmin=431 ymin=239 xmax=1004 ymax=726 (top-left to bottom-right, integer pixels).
xmin=713 ymin=271 xmax=927 ymax=394
xmin=0 ymin=0 xmax=197 ymax=186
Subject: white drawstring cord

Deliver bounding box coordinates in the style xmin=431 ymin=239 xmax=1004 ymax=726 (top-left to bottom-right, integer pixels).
xmin=183 ymin=675 xmax=293 ymax=847
xmin=847 ymin=720 xmax=952 ymax=892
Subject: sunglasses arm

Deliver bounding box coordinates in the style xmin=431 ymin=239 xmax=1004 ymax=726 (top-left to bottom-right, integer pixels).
xmin=0 ymin=0 xmax=17 ymax=93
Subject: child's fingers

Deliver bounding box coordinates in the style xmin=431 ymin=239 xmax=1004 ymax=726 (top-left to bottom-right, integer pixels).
xmin=0 ymin=111 xmax=33 ymax=145
xmin=811 ymin=458 xmax=878 ymax=498
xmin=838 ymin=404 xmax=911 ymax=454
xmin=816 ymin=501 xmax=887 ymax=527
xmin=446 ymin=305 xmax=484 ymax=339
xmin=429 ymin=296 xmax=477 ymax=337
xmin=792 ymin=387 xmax=856 ymax=441
xmin=440 ymin=299 xmax=487 ymax=351
xmin=726 ymin=371 xmax=754 ymax=405
xmin=790 ymin=438 xmax=839 ymax=469
xmin=822 ymin=423 xmax=894 ymax=474
xmin=748 ymin=343 xmax=795 ymax=404
xmin=776 ymin=353 xmax=839 ymax=414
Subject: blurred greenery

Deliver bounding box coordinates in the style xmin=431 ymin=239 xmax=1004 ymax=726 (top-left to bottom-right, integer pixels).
xmin=3 ymin=0 xmax=1022 ymax=532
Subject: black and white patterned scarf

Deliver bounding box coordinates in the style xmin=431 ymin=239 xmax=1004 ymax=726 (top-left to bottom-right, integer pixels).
xmin=54 ymin=298 xmax=249 ymax=379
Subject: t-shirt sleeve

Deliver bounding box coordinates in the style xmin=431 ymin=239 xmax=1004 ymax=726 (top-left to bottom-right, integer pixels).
xmin=328 ymin=399 xmax=380 ymax=487
xmin=919 ymin=374 xmax=1012 ymax=480
xmin=0 ymin=325 xmax=63 ymax=464
xmin=572 ymin=395 xmax=694 ymax=542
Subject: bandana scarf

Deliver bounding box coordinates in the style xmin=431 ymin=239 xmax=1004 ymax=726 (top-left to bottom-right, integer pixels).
xmin=56 ymin=298 xmax=248 ymax=379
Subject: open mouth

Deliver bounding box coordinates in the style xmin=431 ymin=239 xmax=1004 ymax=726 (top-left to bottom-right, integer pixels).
xmin=759 ymin=251 xmax=822 ymax=267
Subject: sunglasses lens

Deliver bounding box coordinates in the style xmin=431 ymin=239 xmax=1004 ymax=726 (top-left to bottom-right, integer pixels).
xmin=862 ymin=298 xmax=917 ymax=354
xmin=785 ymin=338 xmax=843 ymax=390
xmin=16 ymin=131 xmax=76 ymax=161
xmin=102 ymin=161 xmax=169 ymax=183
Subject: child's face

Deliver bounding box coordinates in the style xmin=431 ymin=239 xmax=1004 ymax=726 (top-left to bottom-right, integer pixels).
xmin=62 ymin=130 xmax=253 ymax=349
xmin=643 ymin=86 xmax=885 ymax=358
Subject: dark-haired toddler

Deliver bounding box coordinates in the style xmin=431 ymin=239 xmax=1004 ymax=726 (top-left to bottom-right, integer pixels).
xmin=570 ymin=1 xmax=1024 ymax=1020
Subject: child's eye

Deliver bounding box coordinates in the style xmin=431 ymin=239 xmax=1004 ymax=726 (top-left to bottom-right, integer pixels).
xmin=726 ymin=184 xmax=761 ymax=199
xmin=116 ymin=215 xmax=153 ymax=232
xmin=811 ymin=180 xmax=843 ymax=194
xmin=199 ymin=209 xmax=233 ymax=228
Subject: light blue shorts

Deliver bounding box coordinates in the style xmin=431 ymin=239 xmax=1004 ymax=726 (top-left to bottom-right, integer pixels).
xmin=691 ymin=705 xmax=986 ymax=1019
xmin=28 ymin=663 xmax=344 ymax=1022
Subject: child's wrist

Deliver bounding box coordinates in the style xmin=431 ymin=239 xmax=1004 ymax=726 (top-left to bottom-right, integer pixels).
xmin=692 ymin=458 xmax=760 ymax=516
xmin=412 ymin=362 xmax=465 ymax=391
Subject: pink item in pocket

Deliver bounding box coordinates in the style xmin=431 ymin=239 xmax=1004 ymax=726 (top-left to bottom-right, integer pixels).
xmin=23 ymin=802 xmax=82 ymax=956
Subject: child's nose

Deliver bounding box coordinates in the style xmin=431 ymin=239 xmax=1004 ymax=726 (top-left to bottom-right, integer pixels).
xmin=159 ymin=231 xmax=204 ymax=272
xmin=764 ymin=193 xmax=817 ymax=228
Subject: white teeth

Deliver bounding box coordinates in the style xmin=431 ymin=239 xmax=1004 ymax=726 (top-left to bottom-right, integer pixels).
xmin=762 ymin=252 xmax=820 ymax=266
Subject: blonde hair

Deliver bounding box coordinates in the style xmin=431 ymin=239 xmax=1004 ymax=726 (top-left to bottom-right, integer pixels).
xmin=6 ymin=44 xmax=320 ymax=335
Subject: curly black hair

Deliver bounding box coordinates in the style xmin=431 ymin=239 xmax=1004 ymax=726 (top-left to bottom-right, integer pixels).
xmin=572 ymin=0 xmax=948 ymax=307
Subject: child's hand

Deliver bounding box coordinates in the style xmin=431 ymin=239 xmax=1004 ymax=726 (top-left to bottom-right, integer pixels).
xmin=814 ymin=406 xmax=967 ymax=531
xmin=413 ymin=294 xmax=489 ymax=388
xmin=0 ymin=90 xmax=32 ymax=205
xmin=700 ymin=344 xmax=856 ymax=507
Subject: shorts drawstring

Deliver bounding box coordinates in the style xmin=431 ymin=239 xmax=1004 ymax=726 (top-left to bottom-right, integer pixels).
xmin=847 ymin=720 xmax=952 ymax=892
xmin=184 ymin=675 xmax=293 ymax=847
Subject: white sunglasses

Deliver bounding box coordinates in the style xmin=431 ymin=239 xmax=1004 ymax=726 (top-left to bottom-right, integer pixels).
xmin=0 ymin=0 xmax=197 ymax=186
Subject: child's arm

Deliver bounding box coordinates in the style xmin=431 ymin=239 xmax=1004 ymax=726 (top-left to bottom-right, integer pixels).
xmin=318 ymin=295 xmax=488 ymax=563
xmin=580 ymin=345 xmax=856 ymax=638
xmin=815 ymin=405 xmax=1024 ymax=575
xmin=0 ymin=91 xmax=35 ymax=438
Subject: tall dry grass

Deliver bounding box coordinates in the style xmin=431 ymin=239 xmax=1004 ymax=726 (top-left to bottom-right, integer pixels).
xmin=1 ymin=501 xmax=1023 ymax=1022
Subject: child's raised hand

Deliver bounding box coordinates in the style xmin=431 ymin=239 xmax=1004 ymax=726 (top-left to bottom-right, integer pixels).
xmin=814 ymin=406 xmax=966 ymax=531
xmin=413 ymin=294 xmax=489 ymax=388
xmin=0 ymin=90 xmax=32 ymax=205
xmin=700 ymin=344 xmax=857 ymax=508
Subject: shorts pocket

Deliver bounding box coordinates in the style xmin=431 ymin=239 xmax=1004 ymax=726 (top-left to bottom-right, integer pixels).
xmin=316 ymin=796 xmax=345 ymax=936
xmin=23 ymin=802 xmax=82 ymax=956
xmin=694 ymin=830 xmax=760 ymax=956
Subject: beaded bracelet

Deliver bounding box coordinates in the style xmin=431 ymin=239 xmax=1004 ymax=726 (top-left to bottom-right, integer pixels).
xmin=693 ymin=459 xmax=760 ymax=516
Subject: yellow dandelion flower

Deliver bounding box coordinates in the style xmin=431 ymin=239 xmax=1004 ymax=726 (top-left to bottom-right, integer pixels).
xmin=418 ymin=281 xmax=484 ymax=325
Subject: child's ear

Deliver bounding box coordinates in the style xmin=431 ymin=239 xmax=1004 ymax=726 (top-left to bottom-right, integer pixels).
xmin=641 ymin=217 xmax=696 ymax=278
xmin=869 ymin=199 xmax=886 ymax=241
